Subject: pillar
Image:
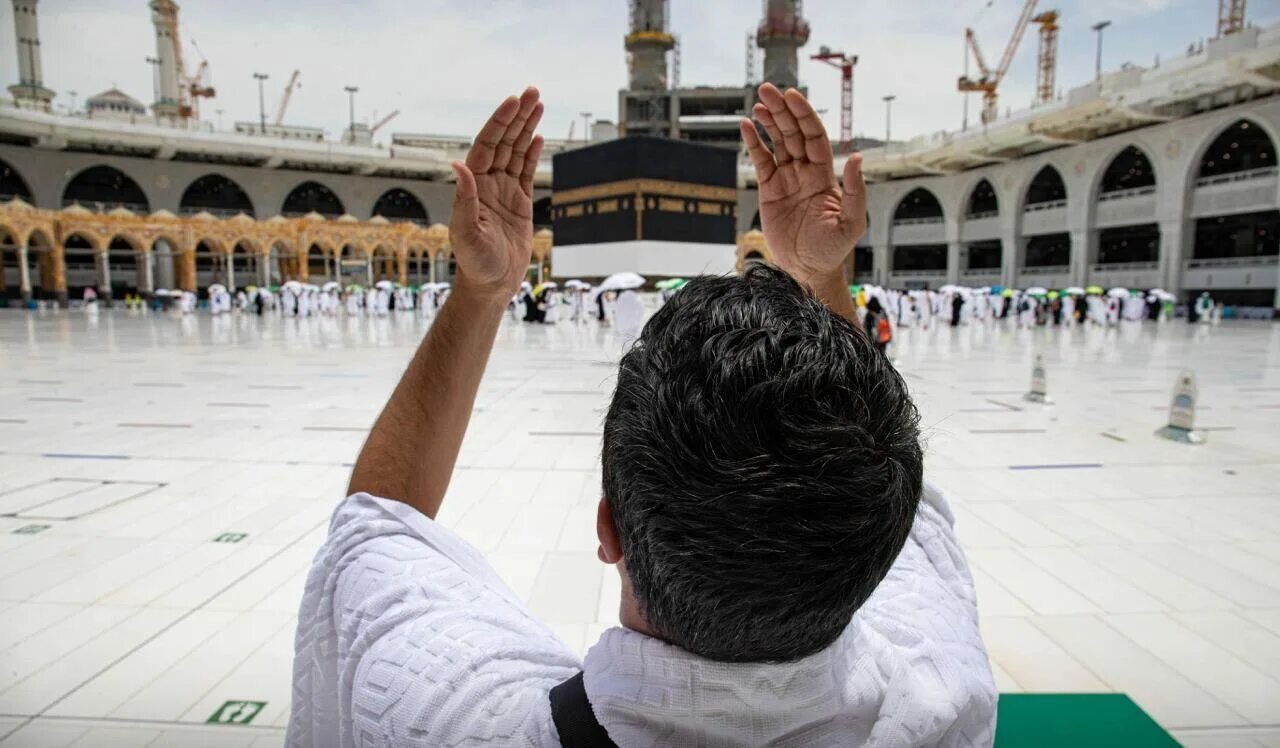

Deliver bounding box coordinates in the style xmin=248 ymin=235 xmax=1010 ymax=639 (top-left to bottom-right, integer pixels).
xmin=177 ymin=250 xmax=195 ymax=292
xmin=946 ymin=241 xmax=962 ymax=285
xmin=50 ymin=243 xmax=67 ymax=307
xmin=226 ymin=252 xmax=236 ymax=292
xmin=17 ymin=245 xmax=32 ymax=305
xmin=429 ymin=252 xmax=437 ymax=283
xmin=97 ymin=250 xmax=112 ymax=301
xmin=365 ymin=258 xmax=372 ymax=286
xmin=154 ymin=239 xmax=175 ymax=289
xmin=140 ymin=249 xmax=154 ymax=295
xmin=397 ymin=254 xmax=407 ymax=286
xmin=1159 ymin=218 xmax=1188 ymax=295
xmin=258 ymin=251 xmax=270 ymax=286
xmin=1069 ymin=229 xmax=1090 ymax=287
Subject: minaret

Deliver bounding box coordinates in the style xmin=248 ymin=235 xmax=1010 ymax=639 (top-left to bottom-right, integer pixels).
xmin=8 ymin=0 xmax=55 ymax=108
xmin=756 ymin=0 xmax=810 ymax=91
xmin=149 ymin=0 xmax=182 ymax=117
xmin=625 ymin=0 xmax=674 ymax=91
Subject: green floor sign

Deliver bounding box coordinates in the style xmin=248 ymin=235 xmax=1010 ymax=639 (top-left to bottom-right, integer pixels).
xmin=213 ymin=532 xmax=248 ymax=543
xmin=207 ymin=700 xmax=266 ymax=725
xmin=13 ymin=525 xmax=51 ymax=535
xmin=995 ymin=694 xmax=1179 ymax=747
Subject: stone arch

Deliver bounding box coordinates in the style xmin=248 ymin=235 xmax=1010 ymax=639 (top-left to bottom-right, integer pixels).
xmin=370 ymin=244 xmax=397 ymax=282
xmin=282 ymin=181 xmax=345 ymax=217
xmin=964 ymin=178 xmax=1000 ymax=218
xmin=407 ymin=245 xmax=431 ymax=284
xmin=106 ymin=235 xmax=145 ymax=294
xmin=1023 ymin=165 xmax=1067 ymax=209
xmin=1097 ymin=145 xmax=1158 ymax=197
xmin=61 ymin=165 xmax=150 ymax=212
xmin=892 ymin=188 xmax=944 ymax=223
xmin=371 ymin=188 xmax=429 ymax=224
xmin=180 ymin=173 xmax=256 ymax=217
xmin=231 ymin=239 xmax=262 ymax=289
xmin=62 ymin=232 xmax=101 ymax=296
xmin=0 ymin=158 xmax=32 ymax=202
xmin=1194 ymin=118 xmax=1276 ymax=181
xmin=193 ymin=238 xmax=228 ymax=288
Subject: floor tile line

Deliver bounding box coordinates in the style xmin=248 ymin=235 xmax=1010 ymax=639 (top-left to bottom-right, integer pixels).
xmin=1 ymin=515 xmax=330 ymax=740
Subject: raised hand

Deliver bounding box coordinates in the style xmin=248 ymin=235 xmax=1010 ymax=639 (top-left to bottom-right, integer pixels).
xmin=449 ymin=87 xmax=545 ymax=297
xmin=739 ymin=83 xmax=866 ymax=286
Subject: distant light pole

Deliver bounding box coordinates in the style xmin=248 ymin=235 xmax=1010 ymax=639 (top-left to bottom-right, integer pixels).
xmin=68 ymin=90 xmax=78 ymax=113
xmin=215 ymin=108 xmax=224 ymax=130
xmin=580 ymin=112 xmax=592 ymax=143
xmin=345 ymin=86 xmax=359 ymax=143
xmin=1092 ymin=21 xmax=1112 ymax=82
xmin=883 ymin=94 xmax=896 ymax=146
xmin=253 ymin=72 xmax=269 ymax=134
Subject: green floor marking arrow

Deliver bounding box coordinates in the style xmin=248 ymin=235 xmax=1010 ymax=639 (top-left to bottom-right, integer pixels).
xmin=207 ymin=700 xmax=267 ymax=725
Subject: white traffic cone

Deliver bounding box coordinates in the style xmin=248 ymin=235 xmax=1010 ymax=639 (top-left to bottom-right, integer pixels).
xmin=1155 ymin=369 xmax=1205 ymax=444
xmin=1023 ymin=353 xmax=1053 ymax=404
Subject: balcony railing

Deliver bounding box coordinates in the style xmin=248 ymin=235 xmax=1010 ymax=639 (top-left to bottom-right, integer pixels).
xmin=60 ymin=199 xmax=151 ymax=214
xmin=1090 ymin=261 xmax=1159 ymax=272
xmin=964 ymin=210 xmax=999 ymax=221
xmin=1184 ymin=255 xmax=1279 ymax=269
xmin=1019 ymin=264 xmax=1070 ymax=275
xmin=1194 ymin=166 xmax=1278 ymax=189
xmin=1097 ymin=185 xmax=1157 ymax=203
xmin=891 ymin=269 xmax=947 ymax=278
xmin=892 ymin=215 xmax=944 ymax=227
xmin=178 ymin=207 xmax=257 ymax=219
xmin=962 ymin=268 xmax=1002 ymax=276
xmin=1024 ymin=199 xmax=1067 ymax=213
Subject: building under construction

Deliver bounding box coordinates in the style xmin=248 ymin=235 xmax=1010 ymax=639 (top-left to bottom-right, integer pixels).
xmin=618 ymin=0 xmax=812 ymax=147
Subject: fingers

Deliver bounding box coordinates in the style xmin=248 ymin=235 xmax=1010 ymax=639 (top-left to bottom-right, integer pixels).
xmin=752 ymin=103 xmax=791 ymax=166
xmin=740 ymin=119 xmax=778 ymax=186
xmin=784 ymin=88 xmax=832 ymax=165
xmin=466 ymin=94 xmax=523 ymax=173
xmin=841 ymin=152 xmax=867 ymax=224
xmin=508 ymin=101 xmax=545 ymax=180
xmin=519 ymin=135 xmax=545 ymax=197
xmin=451 ymin=161 xmax=479 ymax=231
xmin=492 ymin=87 xmax=541 ymax=173
xmin=758 ymin=83 xmax=806 ymax=162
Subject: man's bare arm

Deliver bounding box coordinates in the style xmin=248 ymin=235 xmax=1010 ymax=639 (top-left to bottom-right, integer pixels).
xmin=348 ymin=88 xmax=544 ymax=519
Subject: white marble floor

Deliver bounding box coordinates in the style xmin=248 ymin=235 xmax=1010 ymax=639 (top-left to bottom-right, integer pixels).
xmin=1 ymin=307 xmax=1279 ymax=747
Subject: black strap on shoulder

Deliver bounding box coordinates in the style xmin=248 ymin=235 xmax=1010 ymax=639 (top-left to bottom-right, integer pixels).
xmin=549 ymin=671 xmax=618 ymax=748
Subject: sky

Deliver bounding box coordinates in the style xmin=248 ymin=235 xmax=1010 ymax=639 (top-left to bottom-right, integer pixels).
xmin=2 ymin=0 xmax=1276 ymax=146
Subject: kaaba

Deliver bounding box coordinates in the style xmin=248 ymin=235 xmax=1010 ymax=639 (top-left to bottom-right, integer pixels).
xmin=551 ymin=137 xmax=738 ymax=247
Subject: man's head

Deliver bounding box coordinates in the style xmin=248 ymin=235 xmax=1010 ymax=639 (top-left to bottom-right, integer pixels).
xmin=600 ymin=265 xmax=923 ymax=663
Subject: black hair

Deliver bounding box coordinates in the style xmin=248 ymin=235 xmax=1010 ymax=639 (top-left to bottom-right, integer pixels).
xmin=602 ymin=264 xmax=923 ymax=662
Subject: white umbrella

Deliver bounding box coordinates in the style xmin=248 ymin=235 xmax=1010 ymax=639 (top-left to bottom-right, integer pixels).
xmin=542 ymin=281 xmax=559 ymax=289
xmin=938 ymin=284 xmax=961 ymax=294
xmin=1024 ymin=286 xmax=1048 ymax=296
xmin=322 ymin=281 xmax=340 ymax=292
xmin=564 ymin=279 xmax=589 ymax=289
xmin=599 ymin=272 xmax=646 ymax=291
xmin=283 ymin=280 xmax=304 ymax=291
xmin=1063 ymin=286 xmax=1086 ymax=295
xmin=1107 ymin=287 xmax=1129 ymax=298
xmin=375 ymin=280 xmax=394 ymax=290
xmin=208 ymin=283 xmax=226 ymax=294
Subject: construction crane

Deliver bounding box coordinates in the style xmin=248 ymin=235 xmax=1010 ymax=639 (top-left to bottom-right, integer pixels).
xmin=180 ymin=38 xmax=215 ymax=119
xmin=809 ymin=46 xmax=858 ymax=152
xmin=369 ymin=109 xmax=400 ymax=135
xmin=958 ymin=0 xmax=1040 ymax=125
xmin=274 ymin=70 xmax=301 ymax=126
xmin=1032 ymin=11 xmax=1059 ymax=104
xmin=1218 ymin=0 xmax=1247 ymax=37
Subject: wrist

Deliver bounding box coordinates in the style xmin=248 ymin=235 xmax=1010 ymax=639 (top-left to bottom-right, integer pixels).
xmin=454 ymin=273 xmax=519 ymax=308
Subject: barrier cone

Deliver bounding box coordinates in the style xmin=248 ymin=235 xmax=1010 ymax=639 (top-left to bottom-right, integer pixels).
xmin=1155 ymin=369 xmax=1205 ymax=444
xmin=1023 ymin=353 xmax=1053 ymax=404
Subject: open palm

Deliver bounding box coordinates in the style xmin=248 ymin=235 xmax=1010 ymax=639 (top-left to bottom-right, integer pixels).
xmin=740 ymin=83 xmax=866 ymax=284
xmin=450 ymin=87 xmax=545 ymax=296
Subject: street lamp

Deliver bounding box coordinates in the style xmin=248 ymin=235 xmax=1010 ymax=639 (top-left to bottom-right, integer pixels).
xmin=580 ymin=112 xmax=592 ymax=143
xmin=1091 ymin=21 xmax=1112 ymax=82
xmin=215 ymin=108 xmax=225 ymax=130
xmin=253 ymin=72 xmax=269 ymax=134
xmin=883 ymin=95 xmax=896 ymax=146
xmin=345 ymin=86 xmax=359 ymax=143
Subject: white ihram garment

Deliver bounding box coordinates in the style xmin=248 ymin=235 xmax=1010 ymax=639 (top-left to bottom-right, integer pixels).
xmin=287 ymin=483 xmax=996 ymax=747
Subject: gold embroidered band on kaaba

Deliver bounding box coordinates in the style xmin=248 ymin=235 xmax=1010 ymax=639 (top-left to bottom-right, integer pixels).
xmin=552 ymin=179 xmax=738 ymax=206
